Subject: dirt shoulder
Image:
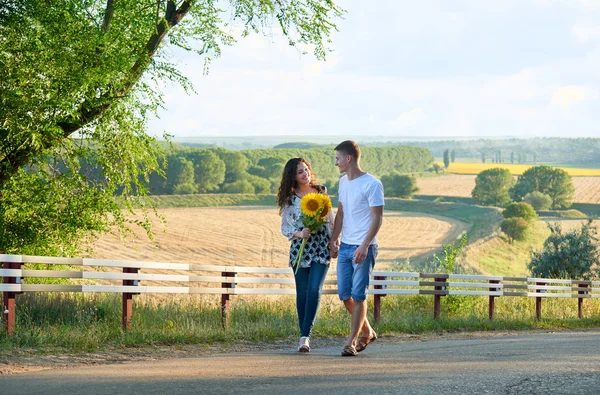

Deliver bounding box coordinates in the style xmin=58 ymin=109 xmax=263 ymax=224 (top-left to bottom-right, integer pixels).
xmin=0 ymin=328 xmax=582 ymax=376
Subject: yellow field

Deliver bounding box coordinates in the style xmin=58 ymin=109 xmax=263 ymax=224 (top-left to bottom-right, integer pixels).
xmin=442 ymin=162 xmax=600 ymax=176
xmin=418 ymin=175 xmax=600 ymax=204
xmin=90 ymin=207 xmax=469 ymax=271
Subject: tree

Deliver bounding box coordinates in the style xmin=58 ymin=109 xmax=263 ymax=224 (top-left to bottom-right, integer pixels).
xmin=191 ymin=150 xmax=226 ymax=193
xmin=167 ymin=156 xmax=196 ymax=194
xmin=443 ymin=149 xmax=450 ymax=168
xmin=450 ymin=149 xmax=456 ymax=163
xmin=502 ymin=202 xmax=538 ymax=223
xmin=510 ymin=165 xmax=575 ymax=209
xmin=501 ymin=217 xmax=529 ymax=243
xmin=524 ymin=191 xmax=553 ymax=211
xmin=0 ymin=1 xmax=343 ymax=254
xmin=431 ymin=163 xmax=442 ymax=174
xmin=528 ymin=221 xmax=600 ymax=280
xmin=510 ymin=152 xmax=515 ymax=164
xmin=471 ymin=168 xmax=515 ymax=207
xmin=380 ymin=173 xmax=419 ymax=198
xmin=481 ymin=152 xmax=486 ymax=163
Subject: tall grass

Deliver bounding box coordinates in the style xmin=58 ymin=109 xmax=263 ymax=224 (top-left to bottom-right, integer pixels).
xmin=4 ymin=292 xmax=600 ymax=353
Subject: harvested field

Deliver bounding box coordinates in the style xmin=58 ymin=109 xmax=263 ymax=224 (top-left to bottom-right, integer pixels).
xmin=417 ymin=175 xmax=600 ymax=204
xmin=90 ymin=207 xmax=469 ymax=271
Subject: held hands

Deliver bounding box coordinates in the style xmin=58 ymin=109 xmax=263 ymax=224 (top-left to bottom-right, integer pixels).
xmin=329 ymin=239 xmax=339 ymax=259
xmin=296 ymin=228 xmax=311 ymax=239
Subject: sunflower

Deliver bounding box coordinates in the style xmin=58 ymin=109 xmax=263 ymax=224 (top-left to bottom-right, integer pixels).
xmin=300 ymin=193 xmax=322 ymax=217
xmin=317 ymin=194 xmax=332 ymax=219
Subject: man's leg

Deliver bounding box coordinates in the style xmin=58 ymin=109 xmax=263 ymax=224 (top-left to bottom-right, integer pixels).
xmin=343 ymin=298 xmax=375 ymax=341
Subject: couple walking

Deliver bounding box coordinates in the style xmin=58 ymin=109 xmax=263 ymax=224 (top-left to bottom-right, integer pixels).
xmin=277 ymin=140 xmax=384 ymax=356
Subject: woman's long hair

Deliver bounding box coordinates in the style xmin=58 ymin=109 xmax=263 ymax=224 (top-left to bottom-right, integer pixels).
xmin=276 ymin=157 xmax=319 ymax=214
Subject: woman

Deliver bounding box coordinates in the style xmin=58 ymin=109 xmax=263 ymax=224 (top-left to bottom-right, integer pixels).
xmin=277 ymin=158 xmax=333 ymax=353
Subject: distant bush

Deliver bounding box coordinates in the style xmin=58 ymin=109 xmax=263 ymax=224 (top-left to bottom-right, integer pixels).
xmin=173 ymin=183 xmax=198 ymax=195
xmin=472 ymin=168 xmax=515 ymax=207
xmin=502 ymin=202 xmax=538 ymax=223
xmin=222 ymin=180 xmax=255 ymax=194
xmin=501 ymin=217 xmax=529 ymax=243
xmin=524 ymin=191 xmax=552 ymax=211
xmin=528 ymin=221 xmax=600 ymax=279
xmin=381 ymin=173 xmax=419 ymax=198
xmin=537 ymin=209 xmax=587 ymax=219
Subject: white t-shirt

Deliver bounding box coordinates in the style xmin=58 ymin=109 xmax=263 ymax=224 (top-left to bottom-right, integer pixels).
xmin=338 ymin=173 xmax=384 ymax=245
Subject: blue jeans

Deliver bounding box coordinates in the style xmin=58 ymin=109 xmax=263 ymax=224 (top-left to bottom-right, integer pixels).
xmin=336 ymin=243 xmax=378 ymax=301
xmin=294 ymin=263 xmax=329 ymax=337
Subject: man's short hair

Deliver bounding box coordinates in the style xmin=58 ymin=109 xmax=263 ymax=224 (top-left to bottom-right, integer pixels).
xmin=335 ymin=140 xmax=361 ymax=161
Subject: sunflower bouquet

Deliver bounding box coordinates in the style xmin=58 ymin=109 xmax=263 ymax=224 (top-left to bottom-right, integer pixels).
xmin=293 ymin=192 xmax=332 ymax=273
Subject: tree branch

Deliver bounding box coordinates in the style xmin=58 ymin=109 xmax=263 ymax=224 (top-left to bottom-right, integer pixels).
xmin=102 ymin=0 xmax=115 ymax=31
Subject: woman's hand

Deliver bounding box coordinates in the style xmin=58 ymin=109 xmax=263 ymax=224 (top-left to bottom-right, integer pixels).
xmin=295 ymin=228 xmax=311 ymax=239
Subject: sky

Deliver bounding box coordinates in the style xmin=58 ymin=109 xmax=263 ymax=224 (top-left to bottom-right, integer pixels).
xmin=147 ymin=0 xmax=600 ymax=140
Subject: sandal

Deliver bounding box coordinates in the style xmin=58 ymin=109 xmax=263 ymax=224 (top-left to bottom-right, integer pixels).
xmin=356 ymin=332 xmax=377 ymax=353
xmin=341 ymin=345 xmax=358 ymax=356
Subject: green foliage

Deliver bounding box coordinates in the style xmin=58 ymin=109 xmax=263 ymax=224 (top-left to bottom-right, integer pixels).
xmin=502 ymin=202 xmax=538 ymax=223
xmin=190 ymin=150 xmax=226 ymax=193
xmin=510 ymin=165 xmax=575 ymax=209
xmin=443 ymin=149 xmax=450 ymax=168
xmin=167 ymin=157 xmax=195 ymax=194
xmin=431 ymin=163 xmax=442 ymax=174
xmin=471 ymin=168 xmax=515 ymax=207
xmin=433 ymin=234 xmax=468 ymax=273
xmin=524 ymin=191 xmax=553 ymax=211
xmin=223 ymin=180 xmax=255 ymax=194
xmin=0 ymin=0 xmax=344 ymax=255
xmin=528 ymin=221 xmax=600 ymax=280
xmin=380 ymin=173 xmax=419 ymax=198
xmin=500 ymin=217 xmax=529 ymax=243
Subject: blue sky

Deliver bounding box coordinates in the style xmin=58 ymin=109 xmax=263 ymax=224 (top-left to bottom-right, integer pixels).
xmin=148 ymin=0 xmax=600 ymax=139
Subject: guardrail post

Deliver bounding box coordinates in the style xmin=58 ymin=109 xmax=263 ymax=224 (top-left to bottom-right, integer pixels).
xmin=2 ymin=254 xmax=22 ymax=336
xmin=373 ymin=275 xmax=386 ymax=322
xmin=488 ymin=280 xmax=500 ymax=320
xmin=578 ymin=283 xmax=588 ymax=319
xmin=535 ymin=281 xmax=543 ymax=320
xmin=433 ymin=276 xmax=445 ymax=320
xmin=122 ymin=267 xmax=139 ymax=332
xmin=221 ymin=271 xmax=235 ymax=328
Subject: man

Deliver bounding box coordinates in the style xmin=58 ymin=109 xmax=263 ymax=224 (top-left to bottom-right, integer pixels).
xmin=330 ymin=140 xmax=384 ymax=357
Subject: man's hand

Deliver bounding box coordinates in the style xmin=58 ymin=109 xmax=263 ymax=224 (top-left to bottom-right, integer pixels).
xmin=353 ymin=244 xmax=368 ymax=264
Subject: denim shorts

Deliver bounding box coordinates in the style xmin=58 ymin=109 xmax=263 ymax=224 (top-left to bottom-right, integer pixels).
xmin=336 ymin=243 xmax=378 ymax=301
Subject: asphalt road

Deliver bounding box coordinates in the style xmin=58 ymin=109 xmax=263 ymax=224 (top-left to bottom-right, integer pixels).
xmin=2 ymin=331 xmax=600 ymax=395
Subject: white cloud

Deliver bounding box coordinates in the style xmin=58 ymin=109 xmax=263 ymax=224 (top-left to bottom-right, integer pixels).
xmin=550 ymin=86 xmax=598 ymax=108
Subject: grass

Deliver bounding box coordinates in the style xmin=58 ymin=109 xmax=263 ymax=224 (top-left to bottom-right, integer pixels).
xmin=463 ymin=221 xmax=550 ymax=276
xmin=145 ymin=194 xmax=276 ymax=209
xmin=4 ymin=291 xmax=600 ymax=354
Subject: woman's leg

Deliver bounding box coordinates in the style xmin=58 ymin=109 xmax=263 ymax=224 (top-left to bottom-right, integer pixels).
xmin=300 ymin=263 xmax=329 ymax=337
xmin=294 ymin=267 xmax=310 ymax=334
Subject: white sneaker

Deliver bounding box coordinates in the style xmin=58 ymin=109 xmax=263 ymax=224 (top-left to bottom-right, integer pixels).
xmin=298 ymin=336 xmax=310 ymax=353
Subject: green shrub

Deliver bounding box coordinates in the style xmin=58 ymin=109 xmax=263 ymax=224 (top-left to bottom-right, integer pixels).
xmin=381 ymin=173 xmax=419 ymax=198
xmin=528 ymin=221 xmax=600 ymax=279
xmin=502 ymin=202 xmax=538 ymax=223
xmin=524 ymin=191 xmax=552 ymax=211
xmin=471 ymin=168 xmax=515 ymax=207
xmin=500 ymin=217 xmax=529 ymax=243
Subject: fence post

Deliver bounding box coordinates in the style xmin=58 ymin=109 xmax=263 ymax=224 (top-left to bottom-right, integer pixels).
xmin=221 ymin=271 xmax=235 ymax=328
xmin=373 ymin=275 xmax=386 ymax=322
xmin=2 ymin=253 xmax=22 ymax=336
xmin=488 ymin=280 xmax=500 ymax=320
xmin=433 ymin=276 xmax=446 ymax=320
xmin=578 ymin=282 xmax=588 ymax=319
xmin=122 ymin=267 xmax=139 ymax=332
xmin=535 ymin=281 xmax=543 ymax=320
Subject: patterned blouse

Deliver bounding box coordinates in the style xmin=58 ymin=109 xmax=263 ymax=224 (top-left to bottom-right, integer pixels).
xmin=281 ymin=190 xmax=334 ymax=268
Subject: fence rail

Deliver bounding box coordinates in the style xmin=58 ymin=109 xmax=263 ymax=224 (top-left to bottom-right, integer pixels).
xmin=1 ymin=254 xmax=596 ymax=335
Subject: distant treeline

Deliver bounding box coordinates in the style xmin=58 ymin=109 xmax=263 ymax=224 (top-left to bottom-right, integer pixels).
xmin=148 ymin=146 xmax=434 ymax=195
xmin=395 ymin=137 xmax=600 ymax=164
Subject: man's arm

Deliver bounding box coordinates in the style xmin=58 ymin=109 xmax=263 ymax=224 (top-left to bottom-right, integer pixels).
xmin=329 ymin=202 xmax=344 ymax=258
xmin=353 ymin=205 xmax=383 ymax=264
